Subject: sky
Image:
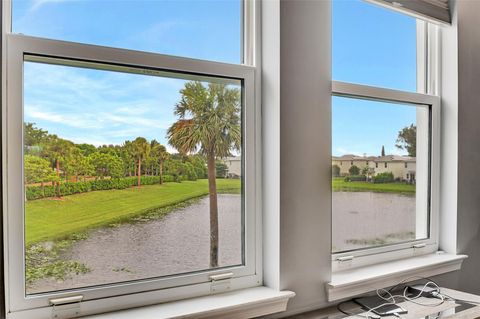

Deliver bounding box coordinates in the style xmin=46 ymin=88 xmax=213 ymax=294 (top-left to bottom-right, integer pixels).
xmin=332 ymin=0 xmax=418 ymax=157
xmin=14 ymin=0 xmax=417 ymax=156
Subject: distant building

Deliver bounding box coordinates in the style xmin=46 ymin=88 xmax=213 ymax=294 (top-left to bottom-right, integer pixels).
xmin=332 ymin=154 xmax=416 ymax=183
xmin=222 ymin=156 xmax=241 ymax=178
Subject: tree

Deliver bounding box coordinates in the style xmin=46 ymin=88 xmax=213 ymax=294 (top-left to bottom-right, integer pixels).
xmin=24 ymin=155 xmax=58 ymax=197
xmin=76 ymin=143 xmax=97 ymax=156
xmin=65 ymin=147 xmax=86 ymax=182
xmin=332 ymin=164 xmax=340 ymax=177
xmin=381 ymin=145 xmax=385 ymax=157
xmin=349 ymin=165 xmax=360 ymax=176
xmin=215 ymin=162 xmax=228 ymax=178
xmin=88 ymin=152 xmax=123 ymax=179
xmin=121 ymin=140 xmax=136 ymax=177
xmin=131 ymin=137 xmax=151 ymax=187
xmin=189 ymin=155 xmax=208 ymax=179
xmin=24 ymin=122 xmax=49 ymax=148
xmin=361 ymin=166 xmax=370 ymax=175
xmin=164 ymin=158 xmax=184 ymax=182
xmin=396 ymin=124 xmax=416 ymax=157
xmin=150 ymin=140 xmax=169 ymax=184
xmin=43 ymin=136 xmax=74 ymax=197
xmin=167 ymin=81 xmax=241 ymax=268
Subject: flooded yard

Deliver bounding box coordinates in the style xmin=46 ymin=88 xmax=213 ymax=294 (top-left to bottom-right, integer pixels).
xmin=332 ymin=191 xmax=416 ymax=252
xmin=28 ymin=194 xmax=242 ymax=294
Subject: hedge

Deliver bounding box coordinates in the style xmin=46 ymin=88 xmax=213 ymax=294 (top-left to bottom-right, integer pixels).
xmin=344 ymin=175 xmax=367 ymax=182
xmin=26 ymin=175 xmax=179 ymax=200
xmin=373 ymin=172 xmax=395 ymax=184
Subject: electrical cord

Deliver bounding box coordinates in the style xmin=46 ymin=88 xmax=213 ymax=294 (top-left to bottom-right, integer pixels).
xmin=378 ymin=282 xmax=445 ymax=307
xmin=437 ymin=291 xmax=480 ymax=305
xmin=339 ymin=277 xmax=447 ymax=319
xmin=384 ymin=275 xmax=441 ymax=297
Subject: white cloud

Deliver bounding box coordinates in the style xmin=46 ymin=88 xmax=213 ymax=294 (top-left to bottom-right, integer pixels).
xmin=29 ymin=0 xmax=72 ymax=12
xmin=334 ymin=147 xmax=363 ymax=156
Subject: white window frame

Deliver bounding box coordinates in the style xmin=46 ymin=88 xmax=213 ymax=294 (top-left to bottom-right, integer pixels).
xmin=2 ymin=1 xmax=262 ymax=318
xmin=331 ymin=17 xmax=441 ymax=271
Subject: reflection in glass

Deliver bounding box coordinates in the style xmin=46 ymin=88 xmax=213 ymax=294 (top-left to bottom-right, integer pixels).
xmin=332 ymin=96 xmax=429 ymax=253
xmin=23 ymin=59 xmax=243 ymax=294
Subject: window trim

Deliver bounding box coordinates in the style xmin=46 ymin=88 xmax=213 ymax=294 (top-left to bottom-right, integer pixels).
xmin=2 ymin=0 xmax=262 ymax=315
xmin=331 ymin=81 xmax=441 ymax=271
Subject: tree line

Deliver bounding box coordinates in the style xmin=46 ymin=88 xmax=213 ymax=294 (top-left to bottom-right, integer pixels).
xmin=24 ymin=123 xmax=209 ymax=194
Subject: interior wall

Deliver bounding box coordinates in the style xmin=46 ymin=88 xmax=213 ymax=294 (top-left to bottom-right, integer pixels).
xmin=444 ymin=0 xmax=480 ymax=294
xmin=278 ymin=0 xmax=332 ymax=315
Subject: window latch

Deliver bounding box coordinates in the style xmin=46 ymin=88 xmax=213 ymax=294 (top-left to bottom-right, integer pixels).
xmin=412 ymin=243 xmax=427 ymax=249
xmin=336 ymin=255 xmax=354 ymax=262
xmin=49 ymin=295 xmax=83 ymax=319
xmin=209 ymin=272 xmax=234 ymax=293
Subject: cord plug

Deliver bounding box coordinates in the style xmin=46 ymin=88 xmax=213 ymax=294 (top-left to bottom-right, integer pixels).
xmin=407 ymin=284 xmax=440 ymax=298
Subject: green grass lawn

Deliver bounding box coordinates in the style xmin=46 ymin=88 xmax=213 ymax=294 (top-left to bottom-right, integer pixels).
xmin=332 ymin=177 xmax=415 ymax=194
xmin=26 ymin=179 xmax=241 ymax=245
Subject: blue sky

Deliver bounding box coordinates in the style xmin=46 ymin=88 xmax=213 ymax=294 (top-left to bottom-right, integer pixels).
xmin=15 ymin=0 xmax=417 ymax=156
xmin=333 ymin=0 xmax=418 ymax=156
xmin=15 ymin=0 xmax=241 ymax=152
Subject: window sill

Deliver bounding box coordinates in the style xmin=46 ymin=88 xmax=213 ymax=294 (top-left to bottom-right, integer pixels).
xmin=81 ymin=287 xmax=295 ymax=319
xmin=327 ymin=252 xmax=467 ymax=301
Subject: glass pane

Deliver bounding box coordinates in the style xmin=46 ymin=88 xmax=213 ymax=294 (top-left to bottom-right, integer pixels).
xmin=332 ymin=96 xmax=429 ymax=253
xmin=332 ymin=0 xmax=418 ymax=92
xmin=23 ymin=57 xmax=243 ymax=295
xmin=12 ymin=0 xmax=242 ymax=64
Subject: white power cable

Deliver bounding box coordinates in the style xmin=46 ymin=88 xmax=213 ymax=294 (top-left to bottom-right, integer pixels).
xmin=362 ymin=281 xmax=446 ymax=319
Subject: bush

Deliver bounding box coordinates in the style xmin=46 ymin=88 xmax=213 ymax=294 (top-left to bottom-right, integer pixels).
xmin=26 ymin=175 xmax=168 ymax=200
xmin=332 ymin=164 xmax=340 ymax=177
xmin=349 ymin=175 xmax=367 ymax=182
xmin=373 ymin=172 xmax=395 ymax=184
xmin=349 ymin=165 xmax=360 ymax=176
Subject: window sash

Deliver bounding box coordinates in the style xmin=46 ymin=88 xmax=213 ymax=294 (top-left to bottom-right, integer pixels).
xmin=331 ymin=81 xmax=441 ymax=271
xmin=4 ymin=33 xmax=260 ymax=314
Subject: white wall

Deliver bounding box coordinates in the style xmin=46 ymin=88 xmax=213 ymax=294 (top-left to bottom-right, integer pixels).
xmin=261 ymin=0 xmax=480 ymax=315
xmin=262 ymin=0 xmax=332 ymax=316
xmin=435 ymin=0 xmax=480 ymax=293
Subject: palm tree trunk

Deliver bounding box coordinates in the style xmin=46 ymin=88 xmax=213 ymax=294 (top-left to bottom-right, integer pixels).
xmin=207 ymin=153 xmax=219 ymax=268
xmin=159 ymin=162 xmax=163 ymax=184
xmin=56 ymin=159 xmax=61 ymax=197
xmin=137 ymin=159 xmax=141 ymax=187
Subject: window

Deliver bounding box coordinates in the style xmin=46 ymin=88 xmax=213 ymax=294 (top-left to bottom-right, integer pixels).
xmin=12 ymin=0 xmax=242 ymax=64
xmin=332 ymin=0 xmax=417 ymax=91
xmin=332 ymin=96 xmax=431 ymax=253
xmin=332 ymin=0 xmax=440 ymax=269
xmin=4 ymin=1 xmax=260 ymax=317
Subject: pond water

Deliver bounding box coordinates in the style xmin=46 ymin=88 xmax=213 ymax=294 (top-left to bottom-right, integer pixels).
xmin=28 ymin=194 xmax=242 ymax=294
xmin=28 ymin=191 xmax=417 ymax=293
xmin=332 ymin=191 xmax=416 ymax=252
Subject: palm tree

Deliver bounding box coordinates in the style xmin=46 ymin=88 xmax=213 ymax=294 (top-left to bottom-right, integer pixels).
xmin=43 ymin=136 xmax=73 ymax=196
xmin=168 ymin=81 xmax=241 ymax=268
xmin=150 ymin=140 xmax=169 ymax=184
xmin=131 ymin=137 xmax=150 ymax=187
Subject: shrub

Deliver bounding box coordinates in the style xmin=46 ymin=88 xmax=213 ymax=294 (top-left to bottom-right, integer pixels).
xmin=349 ymin=165 xmax=360 ymax=176
xmin=373 ymin=172 xmax=395 ymax=184
xmin=348 ymin=175 xmax=367 ymax=182
xmin=26 ymin=175 xmax=166 ymax=200
xmin=332 ymin=164 xmax=340 ymax=177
